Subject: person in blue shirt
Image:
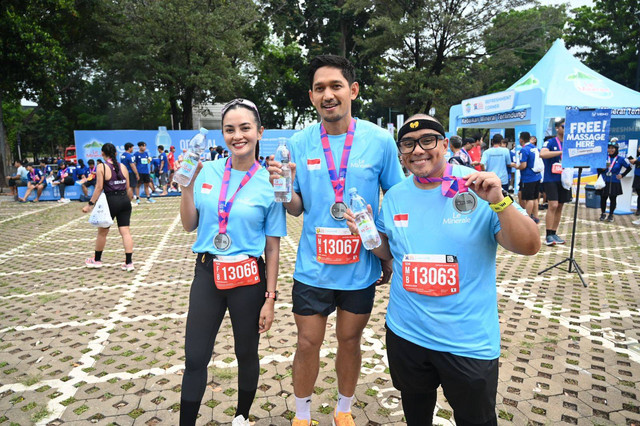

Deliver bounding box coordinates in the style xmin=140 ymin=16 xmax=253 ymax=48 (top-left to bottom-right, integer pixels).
xmin=630 ymin=145 xmax=640 ymax=222
xmin=540 ymin=119 xmax=572 ymax=245
xmin=157 ymin=145 xmax=169 ymax=196
xmin=598 ymin=139 xmax=632 ymax=222
xmin=480 ymin=134 xmax=513 ymax=191
xmin=120 ymin=143 xmax=138 ymax=204
xmin=80 ymin=159 xmax=98 ymax=202
xmin=178 ymin=98 xmax=285 ymax=426
xmin=39 ymin=158 xmax=53 ymax=180
xmin=346 ymin=114 xmax=540 ymax=426
xmin=268 ymin=55 xmax=404 ymax=426
xmin=516 ymin=131 xmax=542 ymax=223
xmin=133 ymin=141 xmax=155 ymax=204
xmin=51 ymin=161 xmax=75 ymax=203
xmin=18 ymin=163 xmax=45 ymax=202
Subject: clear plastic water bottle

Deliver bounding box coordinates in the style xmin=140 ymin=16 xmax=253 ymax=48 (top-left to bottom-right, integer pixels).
xmin=348 ymin=187 xmax=381 ymax=250
xmin=273 ymin=138 xmax=292 ymax=202
xmin=173 ymin=128 xmax=208 ymax=186
xmin=155 ymin=126 xmax=171 ymax=150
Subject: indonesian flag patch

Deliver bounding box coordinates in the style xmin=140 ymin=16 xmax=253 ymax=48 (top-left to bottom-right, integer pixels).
xmin=201 ymin=183 xmax=213 ymax=194
xmin=307 ymin=158 xmax=321 ymax=170
xmin=393 ymin=213 xmax=409 ymax=228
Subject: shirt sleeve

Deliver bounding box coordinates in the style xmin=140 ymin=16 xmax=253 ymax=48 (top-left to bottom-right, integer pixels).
xmin=376 ymin=196 xmax=387 ymax=233
xmin=379 ymin=133 xmax=404 ymax=191
xmin=290 ymin=138 xmax=301 ymax=193
xmin=265 ymin=201 xmax=287 ymax=237
xmin=480 ymin=152 xmax=487 ymax=165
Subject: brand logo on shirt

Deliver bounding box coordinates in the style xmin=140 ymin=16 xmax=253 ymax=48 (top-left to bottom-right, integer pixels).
xmin=393 ymin=213 xmax=408 ymax=227
xmin=201 ymin=183 xmax=213 ymax=194
xmin=443 ymin=211 xmax=471 ymax=225
xmin=307 ymin=158 xmax=321 ymax=170
xmin=349 ymin=159 xmax=370 ymax=169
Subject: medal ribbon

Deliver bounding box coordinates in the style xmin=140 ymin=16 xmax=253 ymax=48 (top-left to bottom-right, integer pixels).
xmin=218 ymin=158 xmax=261 ymax=234
xmin=320 ymin=118 xmax=357 ymax=203
xmin=414 ymin=164 xmax=469 ymax=198
xmin=607 ymin=155 xmax=617 ymax=175
xmin=29 ymin=170 xmax=38 ymax=182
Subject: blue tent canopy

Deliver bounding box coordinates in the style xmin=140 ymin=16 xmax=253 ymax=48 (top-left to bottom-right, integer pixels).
xmin=449 ymin=39 xmax=640 ymax=140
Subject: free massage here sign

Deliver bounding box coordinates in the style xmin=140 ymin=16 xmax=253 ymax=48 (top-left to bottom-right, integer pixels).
xmin=562 ymin=107 xmax=612 ymax=169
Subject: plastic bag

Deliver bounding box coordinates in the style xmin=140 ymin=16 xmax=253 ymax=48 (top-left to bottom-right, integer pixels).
xmin=532 ymin=148 xmax=545 ymax=173
xmin=88 ymin=193 xmax=113 ymax=228
xmin=561 ymin=167 xmax=574 ymax=190
xmin=594 ymin=174 xmax=606 ymax=190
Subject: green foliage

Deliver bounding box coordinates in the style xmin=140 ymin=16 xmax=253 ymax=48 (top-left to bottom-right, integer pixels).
xmin=565 ymin=0 xmax=640 ymax=90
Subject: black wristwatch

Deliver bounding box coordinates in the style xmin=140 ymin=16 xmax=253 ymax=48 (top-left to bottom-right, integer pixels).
xmin=88 ymin=200 xmax=95 ymax=206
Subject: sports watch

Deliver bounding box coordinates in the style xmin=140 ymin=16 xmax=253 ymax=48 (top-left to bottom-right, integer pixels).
xmin=265 ymin=291 xmax=278 ymax=301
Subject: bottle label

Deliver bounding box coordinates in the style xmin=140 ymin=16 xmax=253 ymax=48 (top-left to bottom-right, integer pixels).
xmin=273 ymin=178 xmax=288 ymax=192
xmin=178 ymin=158 xmax=196 ymax=176
xmin=357 ymin=218 xmax=375 ymax=235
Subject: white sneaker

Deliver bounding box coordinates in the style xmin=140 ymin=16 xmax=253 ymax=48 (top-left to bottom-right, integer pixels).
xmin=231 ymin=415 xmax=250 ymax=426
xmin=633 ymin=219 xmax=640 ymax=225
xmin=155 ymin=187 xmax=163 ymax=193
xmin=61 ymin=198 xmax=71 ymax=204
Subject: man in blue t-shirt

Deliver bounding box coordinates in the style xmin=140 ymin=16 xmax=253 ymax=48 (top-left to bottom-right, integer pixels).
xmin=120 ymin=142 xmax=138 ymax=204
xmin=133 ymin=141 xmax=155 ymax=204
xmin=157 ymin=145 xmax=169 ymax=196
xmin=540 ymin=119 xmax=572 ymax=246
xmin=345 ymin=114 xmax=539 ymax=426
xmin=480 ymin=134 xmax=513 ymax=191
xmin=267 ymin=55 xmax=404 ymax=425
xmin=516 ymin=131 xmax=542 ymax=223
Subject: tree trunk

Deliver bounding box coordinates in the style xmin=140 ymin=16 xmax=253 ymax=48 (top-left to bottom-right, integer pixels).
xmin=181 ymin=87 xmax=194 ymax=130
xmin=169 ymin=96 xmax=180 ymax=130
xmin=0 ymin=92 xmax=9 ymax=189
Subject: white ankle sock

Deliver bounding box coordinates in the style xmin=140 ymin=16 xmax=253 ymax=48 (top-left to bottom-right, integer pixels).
xmin=295 ymin=395 xmax=312 ymax=421
xmin=336 ymin=392 xmax=353 ymax=414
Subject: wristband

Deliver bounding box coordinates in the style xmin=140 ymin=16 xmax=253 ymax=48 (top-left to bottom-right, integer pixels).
xmin=88 ymin=200 xmax=95 ymax=206
xmin=489 ymin=193 xmax=513 ymax=213
xmin=265 ymin=291 xmax=278 ymax=301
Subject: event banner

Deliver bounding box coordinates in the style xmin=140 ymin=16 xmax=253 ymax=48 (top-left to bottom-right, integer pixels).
xmin=73 ymin=128 xmax=299 ymax=161
xmin=562 ymin=108 xmax=612 ymax=169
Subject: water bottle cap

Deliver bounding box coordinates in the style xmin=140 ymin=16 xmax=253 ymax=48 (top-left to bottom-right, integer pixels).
xmin=199 ymin=128 xmax=209 ymax=135
xmin=348 ymin=187 xmax=357 ymax=194
xmin=158 ymin=126 xmax=167 ymax=131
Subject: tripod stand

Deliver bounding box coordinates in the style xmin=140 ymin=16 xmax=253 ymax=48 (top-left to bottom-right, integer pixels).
xmin=538 ymin=166 xmax=588 ymax=287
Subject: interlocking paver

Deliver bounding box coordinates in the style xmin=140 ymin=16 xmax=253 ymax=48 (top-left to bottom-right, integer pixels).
xmin=1 ymin=196 xmax=639 ymax=425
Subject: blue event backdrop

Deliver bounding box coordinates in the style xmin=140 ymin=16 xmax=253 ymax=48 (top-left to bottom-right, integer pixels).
xmin=73 ymin=129 xmax=300 ymax=161
xmin=562 ymin=108 xmax=611 ymax=169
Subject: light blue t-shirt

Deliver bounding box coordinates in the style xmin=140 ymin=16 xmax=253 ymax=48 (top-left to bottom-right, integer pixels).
xmin=481 ymin=146 xmax=512 ymax=185
xmin=290 ymin=119 xmax=405 ymax=290
xmin=191 ymin=159 xmax=286 ymax=256
xmin=378 ymin=166 xmax=525 ymax=359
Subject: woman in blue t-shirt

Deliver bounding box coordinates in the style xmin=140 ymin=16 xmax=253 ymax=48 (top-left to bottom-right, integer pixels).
xmin=178 ymin=99 xmax=286 ymax=426
xmin=598 ymin=139 xmax=632 ymax=222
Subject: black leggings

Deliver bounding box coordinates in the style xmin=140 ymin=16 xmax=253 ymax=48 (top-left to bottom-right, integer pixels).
xmin=180 ymin=255 xmax=266 ymax=423
xmin=57 ymin=176 xmax=75 ymax=198
xmin=600 ymin=188 xmax=617 ymax=214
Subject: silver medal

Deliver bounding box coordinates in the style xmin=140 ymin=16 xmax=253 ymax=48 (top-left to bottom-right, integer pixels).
xmin=330 ymin=202 xmax=348 ymax=221
xmin=213 ymin=233 xmax=232 ymax=251
xmin=453 ymin=192 xmax=477 ymax=215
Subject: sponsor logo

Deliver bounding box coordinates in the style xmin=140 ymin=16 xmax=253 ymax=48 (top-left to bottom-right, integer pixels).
xmin=349 ymin=159 xmax=370 ymax=169
xmin=443 ymin=211 xmax=471 ymax=225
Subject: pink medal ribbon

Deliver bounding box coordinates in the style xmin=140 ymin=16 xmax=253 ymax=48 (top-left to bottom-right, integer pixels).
xmin=606 ymin=156 xmax=617 ymax=176
xmin=320 ymin=118 xmax=357 ymax=204
xmin=414 ymin=164 xmax=469 ymax=198
xmin=214 ymin=158 xmax=260 ymax=250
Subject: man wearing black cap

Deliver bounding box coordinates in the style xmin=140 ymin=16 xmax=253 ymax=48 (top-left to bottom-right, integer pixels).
xmin=346 ymin=114 xmax=540 ymax=425
xmin=540 ymin=118 xmax=572 ymax=245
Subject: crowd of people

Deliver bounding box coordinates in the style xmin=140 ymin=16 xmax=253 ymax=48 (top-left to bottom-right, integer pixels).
xmin=4 ymin=54 xmax=640 ymax=426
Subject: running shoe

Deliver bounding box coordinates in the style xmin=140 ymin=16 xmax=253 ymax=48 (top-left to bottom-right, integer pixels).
xmin=632 ymin=219 xmax=640 ymax=225
xmin=530 ymin=215 xmax=540 ymax=224
xmin=333 ymin=408 xmax=355 ymax=426
xmin=121 ymin=263 xmax=135 ymax=272
xmin=607 ymin=214 xmax=614 ymax=222
xmin=545 ymin=235 xmax=556 ymax=246
xmin=61 ymin=198 xmax=71 ymax=204
xmin=136 ymin=198 xmax=140 ymax=205
xmin=231 ymin=415 xmax=250 ymax=426
xmin=155 ymin=187 xmax=163 ymax=193
xmin=599 ymin=213 xmax=607 ymax=221
xmin=552 ymin=234 xmax=565 ymax=245
xmin=85 ymin=258 xmax=103 ymax=268
xmin=292 ymin=418 xmax=311 ymax=426
xmin=146 ymin=198 xmax=156 ymax=203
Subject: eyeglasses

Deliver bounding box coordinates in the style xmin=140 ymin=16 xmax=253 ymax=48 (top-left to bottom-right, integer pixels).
xmin=221 ymin=98 xmax=261 ymax=122
xmin=397 ymin=135 xmax=444 ymax=154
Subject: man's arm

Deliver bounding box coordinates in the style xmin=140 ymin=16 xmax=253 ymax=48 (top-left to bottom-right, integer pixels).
xmin=540 ymin=147 xmax=561 ymax=159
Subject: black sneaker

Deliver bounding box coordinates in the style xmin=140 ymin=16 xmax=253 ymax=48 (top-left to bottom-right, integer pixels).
xmin=599 ymin=213 xmax=607 ymax=221
xmin=607 ymin=214 xmax=614 ymax=222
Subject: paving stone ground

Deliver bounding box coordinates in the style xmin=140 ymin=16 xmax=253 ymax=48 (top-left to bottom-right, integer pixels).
xmin=0 ymin=197 xmax=639 ymax=425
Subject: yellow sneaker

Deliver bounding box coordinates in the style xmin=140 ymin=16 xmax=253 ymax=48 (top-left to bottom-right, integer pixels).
xmin=332 ymin=409 xmax=355 ymax=426
xmin=292 ymin=418 xmax=311 ymax=426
